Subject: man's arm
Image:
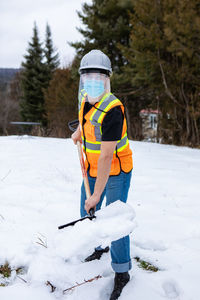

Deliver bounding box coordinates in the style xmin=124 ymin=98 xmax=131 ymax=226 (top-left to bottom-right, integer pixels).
xmin=84 ymin=141 xmax=117 ymax=214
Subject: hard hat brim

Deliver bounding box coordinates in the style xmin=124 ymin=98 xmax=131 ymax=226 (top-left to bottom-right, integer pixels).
xmin=79 ymin=67 xmax=111 ymax=76
xmin=79 ymin=65 xmax=112 ymax=75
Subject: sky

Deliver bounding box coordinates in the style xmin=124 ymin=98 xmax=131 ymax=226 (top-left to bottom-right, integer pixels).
xmin=0 ymin=0 xmax=92 ymax=68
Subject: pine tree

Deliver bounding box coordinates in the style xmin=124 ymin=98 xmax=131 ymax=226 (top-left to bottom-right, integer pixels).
xmin=122 ymin=0 xmax=200 ymax=146
xmin=70 ymin=0 xmax=140 ymax=137
xmin=71 ymin=0 xmax=200 ymax=145
xmin=162 ymin=0 xmax=200 ymax=145
xmin=71 ymin=0 xmax=133 ymax=73
xmin=44 ymin=23 xmax=60 ymax=79
xmin=20 ymin=23 xmax=47 ymax=125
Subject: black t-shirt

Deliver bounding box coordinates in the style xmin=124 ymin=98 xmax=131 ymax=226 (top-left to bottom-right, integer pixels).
xmin=83 ymin=102 xmax=123 ymax=141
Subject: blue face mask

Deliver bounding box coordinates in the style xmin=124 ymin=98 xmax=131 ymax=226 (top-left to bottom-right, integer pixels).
xmin=84 ymin=79 xmax=105 ymax=98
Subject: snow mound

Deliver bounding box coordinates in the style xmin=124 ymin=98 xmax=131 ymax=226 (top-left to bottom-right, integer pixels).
xmin=55 ymin=200 xmax=136 ymax=259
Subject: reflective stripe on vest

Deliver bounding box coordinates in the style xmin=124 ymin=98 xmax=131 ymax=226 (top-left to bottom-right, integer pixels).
xmin=82 ymin=132 xmax=128 ymax=154
xmin=89 ymin=93 xmax=123 ymax=143
xmin=79 ymin=90 xmax=87 ymax=110
xmin=89 ymin=93 xmax=116 ymax=123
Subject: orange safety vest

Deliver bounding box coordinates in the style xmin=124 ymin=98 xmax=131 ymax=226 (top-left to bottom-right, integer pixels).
xmin=79 ymin=92 xmax=133 ymax=177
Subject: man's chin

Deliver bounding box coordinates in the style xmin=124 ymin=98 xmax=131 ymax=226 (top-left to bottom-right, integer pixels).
xmin=88 ymin=93 xmax=105 ymax=104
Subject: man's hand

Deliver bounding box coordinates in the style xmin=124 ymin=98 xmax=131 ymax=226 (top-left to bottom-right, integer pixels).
xmin=85 ymin=193 xmax=100 ymax=214
xmin=71 ymin=124 xmax=82 ymax=145
xmin=85 ymin=141 xmax=117 ymax=214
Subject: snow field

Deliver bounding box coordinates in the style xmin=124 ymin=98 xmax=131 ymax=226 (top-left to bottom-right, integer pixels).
xmin=0 ymin=136 xmax=200 ymax=300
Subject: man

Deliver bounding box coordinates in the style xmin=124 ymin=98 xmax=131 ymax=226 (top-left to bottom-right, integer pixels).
xmin=71 ymin=50 xmax=133 ymax=300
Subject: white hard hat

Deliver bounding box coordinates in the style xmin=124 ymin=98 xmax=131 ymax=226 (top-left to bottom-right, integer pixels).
xmin=79 ymin=50 xmax=112 ymax=75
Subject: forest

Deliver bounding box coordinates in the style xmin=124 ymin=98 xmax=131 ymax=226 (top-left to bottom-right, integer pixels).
xmin=0 ymin=0 xmax=200 ymax=147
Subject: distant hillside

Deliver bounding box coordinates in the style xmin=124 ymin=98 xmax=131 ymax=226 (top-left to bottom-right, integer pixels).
xmin=0 ymin=68 xmax=21 ymax=91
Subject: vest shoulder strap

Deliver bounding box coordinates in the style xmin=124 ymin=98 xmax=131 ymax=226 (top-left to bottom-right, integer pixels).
xmin=90 ymin=93 xmax=123 ymax=124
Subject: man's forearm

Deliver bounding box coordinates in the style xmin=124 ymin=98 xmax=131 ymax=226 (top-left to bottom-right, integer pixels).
xmin=93 ymin=154 xmax=113 ymax=197
xmin=84 ymin=141 xmax=117 ymax=213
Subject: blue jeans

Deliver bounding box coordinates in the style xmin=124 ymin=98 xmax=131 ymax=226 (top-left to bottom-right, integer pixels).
xmin=80 ymin=170 xmax=132 ymax=273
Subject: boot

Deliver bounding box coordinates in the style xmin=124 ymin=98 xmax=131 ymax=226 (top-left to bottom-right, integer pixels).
xmin=110 ymin=272 xmax=130 ymax=300
xmin=84 ymin=246 xmax=109 ymax=262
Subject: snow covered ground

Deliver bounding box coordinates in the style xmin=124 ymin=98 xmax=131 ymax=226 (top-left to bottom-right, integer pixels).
xmin=0 ymin=135 xmax=200 ymax=300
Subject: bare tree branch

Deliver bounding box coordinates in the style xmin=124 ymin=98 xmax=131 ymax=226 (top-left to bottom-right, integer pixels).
xmin=157 ymin=49 xmax=184 ymax=109
xmin=63 ymin=275 xmax=102 ymax=293
xmin=46 ymin=281 xmax=56 ymax=292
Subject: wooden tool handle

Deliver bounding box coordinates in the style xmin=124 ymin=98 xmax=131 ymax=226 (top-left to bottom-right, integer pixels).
xmin=77 ymin=141 xmax=91 ymax=199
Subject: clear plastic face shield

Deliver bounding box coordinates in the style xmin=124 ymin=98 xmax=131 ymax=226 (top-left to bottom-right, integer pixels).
xmin=78 ymin=70 xmax=111 ymax=109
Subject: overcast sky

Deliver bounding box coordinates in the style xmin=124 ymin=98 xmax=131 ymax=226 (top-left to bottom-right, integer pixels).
xmin=0 ymin=0 xmax=92 ymax=68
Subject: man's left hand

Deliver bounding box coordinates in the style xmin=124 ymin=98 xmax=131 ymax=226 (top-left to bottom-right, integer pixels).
xmin=85 ymin=194 xmax=100 ymax=214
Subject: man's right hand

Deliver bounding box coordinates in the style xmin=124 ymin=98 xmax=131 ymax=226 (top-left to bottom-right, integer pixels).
xmin=71 ymin=124 xmax=82 ymax=145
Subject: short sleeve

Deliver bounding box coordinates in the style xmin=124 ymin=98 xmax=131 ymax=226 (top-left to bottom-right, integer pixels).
xmin=101 ymin=106 xmax=123 ymax=141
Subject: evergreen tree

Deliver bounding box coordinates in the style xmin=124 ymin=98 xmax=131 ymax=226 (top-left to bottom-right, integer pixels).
xmin=71 ymin=0 xmax=200 ymax=145
xmin=71 ymin=0 xmax=133 ymax=73
xmin=44 ymin=23 xmax=60 ymax=78
xmin=20 ymin=23 xmax=47 ymax=125
xmin=70 ymin=0 xmax=139 ymax=137
xmin=122 ymin=0 xmax=200 ymax=146
xmin=162 ymin=0 xmax=200 ymax=145
xmin=120 ymin=0 xmax=165 ymax=139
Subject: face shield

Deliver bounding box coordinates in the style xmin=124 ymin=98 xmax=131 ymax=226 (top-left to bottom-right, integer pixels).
xmin=78 ymin=70 xmax=111 ymax=109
